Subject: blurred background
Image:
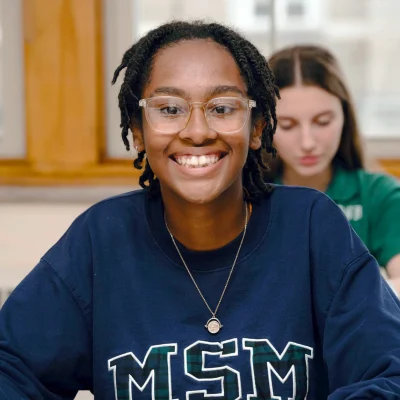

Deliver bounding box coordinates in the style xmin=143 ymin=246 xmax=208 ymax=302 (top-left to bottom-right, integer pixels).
xmin=0 ymin=1 xmax=399 ymax=398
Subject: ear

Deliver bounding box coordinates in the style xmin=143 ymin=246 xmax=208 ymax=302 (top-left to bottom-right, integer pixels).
xmin=131 ymin=125 xmax=145 ymax=152
xmin=249 ymin=118 xmax=266 ymax=151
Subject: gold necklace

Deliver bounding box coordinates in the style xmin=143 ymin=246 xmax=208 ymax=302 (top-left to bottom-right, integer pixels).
xmin=164 ymin=203 xmax=249 ymax=334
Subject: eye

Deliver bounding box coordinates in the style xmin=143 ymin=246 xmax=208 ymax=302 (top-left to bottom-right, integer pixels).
xmin=210 ymin=104 xmax=236 ymax=115
xmin=146 ymin=96 xmax=189 ymax=121
xmin=207 ymin=98 xmax=243 ymax=117
xmin=278 ymin=121 xmax=296 ymax=131
xmin=160 ymin=106 xmax=184 ymax=115
xmin=315 ymin=118 xmax=332 ymax=127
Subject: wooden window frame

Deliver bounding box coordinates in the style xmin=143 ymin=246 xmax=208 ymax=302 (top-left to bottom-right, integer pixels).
xmin=0 ymin=0 xmax=398 ymax=186
xmin=0 ymin=0 xmax=138 ymax=186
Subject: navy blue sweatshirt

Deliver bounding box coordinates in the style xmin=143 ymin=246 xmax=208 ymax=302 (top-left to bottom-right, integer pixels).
xmin=1 ymin=186 xmax=400 ymax=399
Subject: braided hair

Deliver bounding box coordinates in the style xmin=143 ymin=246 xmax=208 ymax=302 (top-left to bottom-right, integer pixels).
xmin=112 ymin=20 xmax=279 ymax=201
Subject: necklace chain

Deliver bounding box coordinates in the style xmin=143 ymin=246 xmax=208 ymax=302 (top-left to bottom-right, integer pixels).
xmin=164 ymin=203 xmax=248 ymax=320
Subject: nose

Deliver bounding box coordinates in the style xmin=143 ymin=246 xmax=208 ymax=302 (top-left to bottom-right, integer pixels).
xmin=178 ymin=106 xmax=217 ymax=145
xmin=299 ymin=125 xmax=317 ymax=152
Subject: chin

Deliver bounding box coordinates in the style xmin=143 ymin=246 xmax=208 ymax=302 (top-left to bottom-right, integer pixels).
xmin=173 ymin=182 xmax=224 ymax=205
xmin=178 ymin=191 xmax=219 ymax=205
xmin=296 ymin=164 xmax=325 ymax=177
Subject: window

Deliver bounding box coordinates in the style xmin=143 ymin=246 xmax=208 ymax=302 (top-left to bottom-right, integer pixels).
xmin=276 ymin=0 xmax=400 ymax=140
xmin=275 ymin=0 xmax=321 ymax=31
xmin=287 ymin=2 xmax=305 ymax=17
xmin=103 ymin=0 xmax=400 ymax=160
xmin=254 ymin=0 xmax=272 ymax=17
xmin=328 ymin=0 xmax=369 ymax=21
xmin=0 ymin=0 xmax=25 ymax=158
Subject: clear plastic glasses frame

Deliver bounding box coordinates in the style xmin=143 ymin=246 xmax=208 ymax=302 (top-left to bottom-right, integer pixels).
xmin=138 ymin=96 xmax=256 ymax=134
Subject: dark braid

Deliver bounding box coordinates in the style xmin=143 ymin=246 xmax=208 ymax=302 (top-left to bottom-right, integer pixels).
xmin=112 ymin=20 xmax=280 ymax=201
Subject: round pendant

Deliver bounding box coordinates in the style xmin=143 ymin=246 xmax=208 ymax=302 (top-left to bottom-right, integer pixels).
xmin=205 ymin=318 xmax=222 ymax=334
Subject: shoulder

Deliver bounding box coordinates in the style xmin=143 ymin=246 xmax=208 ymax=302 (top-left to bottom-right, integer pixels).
xmin=46 ymin=189 xmax=148 ymax=246
xmin=45 ymin=188 xmax=148 ymax=253
xmin=270 ymin=183 xmax=338 ymax=220
xmin=272 ymin=183 xmax=367 ymax=255
xmin=270 ymin=183 xmax=370 ymax=297
xmin=353 ymin=169 xmax=399 ymax=191
xmin=355 ymin=170 xmax=400 ymax=207
xmin=270 ymin=183 xmax=324 ymax=208
xmin=327 ymin=167 xmax=399 ymax=205
xmin=336 ymin=168 xmax=400 ymax=199
xmin=41 ymin=189 xmax=148 ymax=292
xmin=270 ymin=183 xmax=351 ymax=221
xmin=83 ymin=188 xmax=147 ymax=221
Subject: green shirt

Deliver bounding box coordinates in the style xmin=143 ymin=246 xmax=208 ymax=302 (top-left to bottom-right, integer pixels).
xmin=277 ymin=168 xmax=400 ymax=267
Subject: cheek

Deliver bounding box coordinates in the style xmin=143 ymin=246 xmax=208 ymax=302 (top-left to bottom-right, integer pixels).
xmin=142 ymin=131 xmax=172 ymax=170
xmin=228 ymin=133 xmax=250 ymax=167
xmin=223 ymin=123 xmax=252 ymax=151
xmin=273 ymin=130 xmax=296 ymax=156
xmin=142 ymin=118 xmax=172 ymax=151
xmin=322 ymin=123 xmax=343 ymax=153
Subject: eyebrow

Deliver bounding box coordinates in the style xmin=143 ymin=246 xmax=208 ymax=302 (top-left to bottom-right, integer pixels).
xmin=278 ymin=110 xmax=335 ymax=120
xmin=313 ymin=110 xmax=335 ymax=119
xmin=205 ymin=85 xmax=245 ymax=98
xmin=150 ymin=85 xmax=245 ymax=99
xmin=151 ymin=87 xmax=190 ymax=97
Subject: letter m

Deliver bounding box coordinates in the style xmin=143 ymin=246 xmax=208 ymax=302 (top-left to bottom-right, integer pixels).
xmin=243 ymin=339 xmax=313 ymax=400
xmin=108 ymin=344 xmax=177 ymax=400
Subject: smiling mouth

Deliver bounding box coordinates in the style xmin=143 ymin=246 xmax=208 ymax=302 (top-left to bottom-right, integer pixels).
xmin=171 ymin=153 xmax=227 ymax=169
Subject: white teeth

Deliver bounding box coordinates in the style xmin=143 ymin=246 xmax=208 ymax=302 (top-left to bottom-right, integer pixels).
xmin=199 ymin=155 xmax=207 ymax=165
xmin=175 ymin=154 xmax=221 ymax=168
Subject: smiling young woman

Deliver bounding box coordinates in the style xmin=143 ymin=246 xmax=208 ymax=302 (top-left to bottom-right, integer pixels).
xmin=1 ymin=21 xmax=400 ymax=399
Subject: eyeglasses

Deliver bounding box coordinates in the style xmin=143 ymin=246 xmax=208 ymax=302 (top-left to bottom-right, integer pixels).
xmin=138 ymin=96 xmax=256 ymax=134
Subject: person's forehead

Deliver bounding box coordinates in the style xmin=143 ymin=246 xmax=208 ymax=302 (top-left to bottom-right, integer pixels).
xmin=154 ymin=39 xmax=233 ymax=64
xmin=143 ymin=39 xmax=247 ymax=98
xmin=277 ymin=85 xmax=341 ymax=115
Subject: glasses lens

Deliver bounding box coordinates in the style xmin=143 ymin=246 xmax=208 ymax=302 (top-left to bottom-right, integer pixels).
xmin=205 ymin=98 xmax=249 ymax=133
xmin=145 ymin=97 xmax=190 ymax=133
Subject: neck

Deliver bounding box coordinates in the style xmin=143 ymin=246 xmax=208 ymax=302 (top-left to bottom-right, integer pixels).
xmin=162 ymin=187 xmax=247 ymax=251
xmin=282 ymin=165 xmax=333 ymax=192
